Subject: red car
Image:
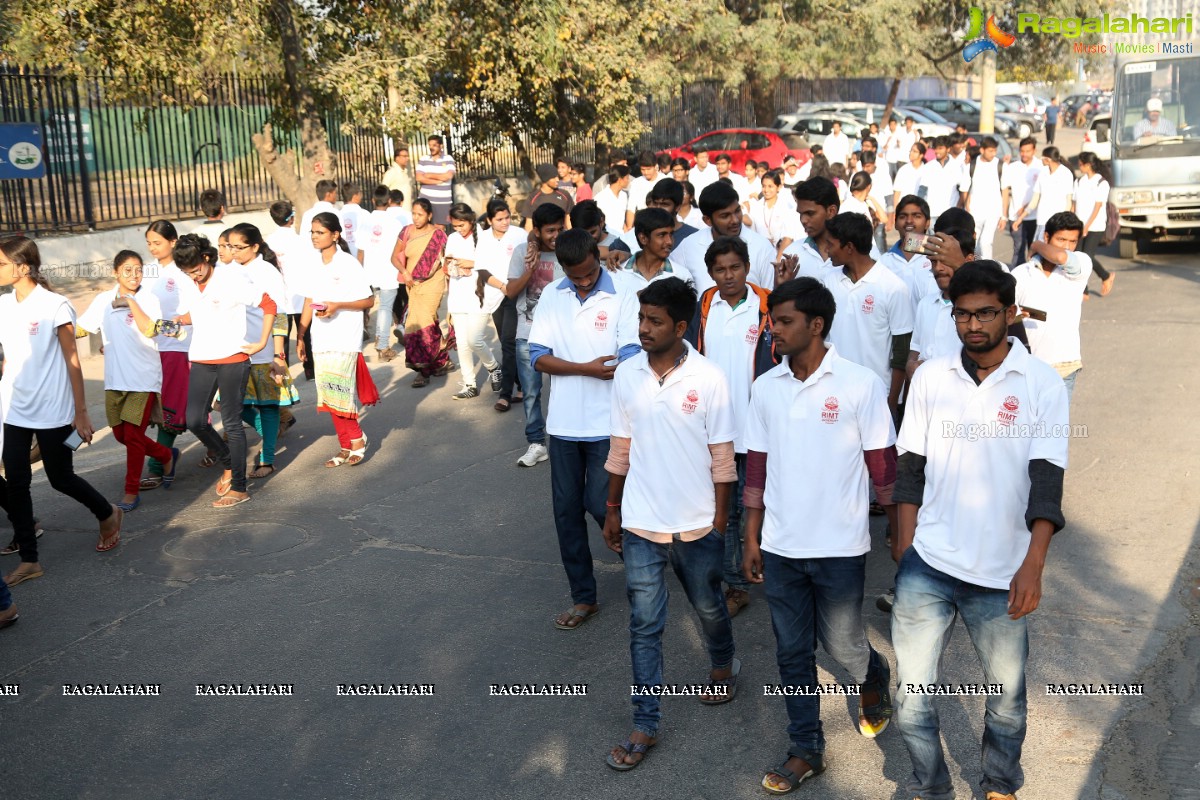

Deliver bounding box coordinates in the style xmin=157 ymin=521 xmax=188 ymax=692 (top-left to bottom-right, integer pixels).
xmin=658 ymin=128 xmax=812 ymax=172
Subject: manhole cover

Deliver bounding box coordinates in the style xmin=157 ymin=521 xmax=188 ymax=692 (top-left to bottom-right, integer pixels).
xmin=162 ymin=523 xmax=309 ymax=561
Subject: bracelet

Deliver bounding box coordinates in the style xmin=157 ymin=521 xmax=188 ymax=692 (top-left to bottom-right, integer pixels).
xmin=274 ymin=354 xmax=287 ymax=361
xmin=606 ymin=502 xmax=621 ymax=508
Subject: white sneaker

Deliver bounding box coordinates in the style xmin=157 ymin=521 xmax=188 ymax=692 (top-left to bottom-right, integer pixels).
xmin=517 ymin=442 xmax=549 ymax=467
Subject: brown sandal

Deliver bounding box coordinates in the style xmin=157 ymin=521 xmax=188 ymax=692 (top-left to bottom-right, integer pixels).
xmin=411 ymin=374 xmax=430 ymax=388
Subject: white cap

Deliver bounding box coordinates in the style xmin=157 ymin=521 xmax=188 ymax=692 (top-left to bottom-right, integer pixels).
xmin=1146 ymin=98 xmax=1163 ymax=113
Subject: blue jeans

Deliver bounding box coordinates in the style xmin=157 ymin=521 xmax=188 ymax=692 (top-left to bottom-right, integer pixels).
xmin=892 ymin=549 xmax=1028 ymax=800
xmin=0 ymin=567 xmax=11 ymax=611
xmin=515 ymin=338 xmax=545 ymax=445
xmin=723 ymin=454 xmax=750 ymax=591
xmin=375 ymin=287 xmax=398 ymax=350
xmin=548 ymin=436 xmax=609 ymax=606
xmin=1062 ymin=369 xmax=1079 ymax=405
xmin=762 ymin=551 xmax=885 ymax=758
xmin=624 ymin=529 xmax=735 ymax=737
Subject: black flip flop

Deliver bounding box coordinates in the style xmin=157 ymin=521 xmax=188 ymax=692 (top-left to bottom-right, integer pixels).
xmin=700 ymin=657 xmax=742 ymax=705
xmin=605 ymin=738 xmax=656 ymax=771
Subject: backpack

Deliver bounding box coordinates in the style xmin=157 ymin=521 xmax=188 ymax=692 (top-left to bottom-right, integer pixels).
xmin=1101 ymin=201 xmax=1120 ymax=247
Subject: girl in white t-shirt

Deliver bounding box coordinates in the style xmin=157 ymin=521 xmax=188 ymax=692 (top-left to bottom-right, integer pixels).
xmin=228 ymin=223 xmax=299 ymax=479
xmin=77 ymin=250 xmax=178 ymax=513
xmin=842 ymin=171 xmax=885 ymax=229
xmin=746 ymin=172 xmax=799 ymax=248
xmin=446 ymin=203 xmax=498 ymax=400
xmin=173 ymin=234 xmax=277 ymax=508
xmin=141 ymin=220 xmax=205 ymax=487
xmin=476 ymin=200 xmax=526 ymax=411
xmin=296 ymin=212 xmax=375 ymax=468
xmin=0 ymin=237 xmax=124 ymax=586
xmin=1072 ymin=152 xmax=1115 ymax=298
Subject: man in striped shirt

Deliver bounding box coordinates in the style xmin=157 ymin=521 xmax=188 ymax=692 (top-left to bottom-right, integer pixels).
xmin=416 ymin=134 xmax=456 ymax=226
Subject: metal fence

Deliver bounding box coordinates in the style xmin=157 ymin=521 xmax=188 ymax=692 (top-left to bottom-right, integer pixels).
xmin=0 ymin=68 xmax=944 ymax=236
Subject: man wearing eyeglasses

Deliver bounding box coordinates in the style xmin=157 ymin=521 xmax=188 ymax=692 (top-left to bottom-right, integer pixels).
xmin=1010 ymin=211 xmax=1092 ymax=404
xmin=890 ymin=260 xmax=1069 ymax=800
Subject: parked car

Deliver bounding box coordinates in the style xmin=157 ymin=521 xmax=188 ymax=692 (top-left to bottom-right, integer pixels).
xmin=788 ymin=102 xmax=954 ymax=137
xmin=1081 ymin=113 xmax=1112 ymax=161
xmin=903 ymin=97 xmax=1020 ymax=138
xmin=773 ymin=111 xmax=863 ymax=140
xmin=658 ymin=128 xmax=811 ymax=172
xmin=964 ymin=133 xmax=1015 ymax=162
xmin=992 ymin=96 xmax=1044 ymax=137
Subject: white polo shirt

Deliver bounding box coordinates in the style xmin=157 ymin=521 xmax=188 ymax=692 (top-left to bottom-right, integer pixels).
xmin=917 ymin=158 xmax=970 ymax=218
xmin=821 ymin=262 xmax=914 ymax=386
xmin=699 ymin=290 xmax=765 ymax=453
xmin=627 ymin=174 xmax=662 ymax=213
xmin=177 ymin=267 xmax=267 ymax=362
xmin=744 ymin=344 xmax=896 ymax=558
xmin=897 ymin=340 xmax=1070 ymax=588
xmin=1033 ymin=165 xmax=1075 ymax=226
xmin=78 ymin=287 xmax=164 ymax=393
xmin=528 ymin=272 xmax=640 ymax=439
xmin=968 ymin=156 xmax=1003 ymax=219
xmin=307 ymin=250 xmax=373 ymax=353
xmin=614 ymin=255 xmax=685 ymax=291
xmin=595 ymin=186 xmax=629 ymax=237
xmin=1073 ymin=175 xmax=1110 ymax=233
xmin=144 ymin=262 xmax=191 ymax=353
xmin=892 ymin=162 xmax=921 ymax=201
xmin=672 ymin=228 xmax=775 ymax=295
xmin=445 ymin=231 xmax=481 ymax=315
xmin=611 ymin=343 xmax=736 ymax=534
xmin=782 ymin=236 xmax=830 ymax=281
xmin=339 ymin=202 xmax=367 ymax=257
xmin=910 ymin=292 xmax=958 ymax=362
xmin=266 ymin=227 xmax=306 ymax=314
xmin=1001 ymin=159 xmax=1042 ymax=220
xmin=1012 ymin=253 xmax=1092 ymax=367
xmin=0 ymin=286 xmax=78 ymax=428
xmin=689 ymin=163 xmax=719 ymax=195
xmin=474 ymin=225 xmax=526 ymax=315
xmin=359 ymin=209 xmax=403 ymax=291
xmin=877 ymin=250 xmax=936 ymax=311
xmin=299 ymin=200 xmax=336 ymax=244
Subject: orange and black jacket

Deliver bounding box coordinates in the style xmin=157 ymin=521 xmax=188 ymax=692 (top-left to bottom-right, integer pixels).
xmin=684 ymin=283 xmax=779 ymax=380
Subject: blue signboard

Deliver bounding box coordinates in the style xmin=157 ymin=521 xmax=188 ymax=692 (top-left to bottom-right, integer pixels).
xmin=0 ymin=123 xmax=47 ymax=180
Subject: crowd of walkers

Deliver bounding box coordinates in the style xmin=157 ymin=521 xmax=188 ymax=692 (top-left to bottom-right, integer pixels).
xmin=1 ymin=127 xmax=1105 ymax=799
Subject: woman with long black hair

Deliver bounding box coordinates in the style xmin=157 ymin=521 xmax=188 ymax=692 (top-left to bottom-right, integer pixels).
xmin=227 ymin=222 xmax=298 ymax=478
xmin=172 ymin=234 xmax=277 ymax=508
xmin=391 ymin=198 xmax=454 ymax=387
xmin=1073 ymin=152 xmax=1116 ymax=298
xmin=0 ymin=236 xmax=125 ymax=587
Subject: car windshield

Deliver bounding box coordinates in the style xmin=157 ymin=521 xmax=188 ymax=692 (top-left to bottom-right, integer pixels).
xmin=901 ymin=107 xmax=950 ymax=125
xmin=1114 ymin=56 xmax=1200 ymax=147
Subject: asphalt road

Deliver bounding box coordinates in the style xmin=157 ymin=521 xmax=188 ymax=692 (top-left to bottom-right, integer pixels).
xmin=2 ymin=145 xmax=1198 ymax=799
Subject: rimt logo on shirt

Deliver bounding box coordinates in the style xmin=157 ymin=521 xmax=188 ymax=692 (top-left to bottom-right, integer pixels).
xmin=125 ymin=312 xmax=135 ymax=326
xmin=165 ymin=278 xmax=176 ymax=292
xmin=27 ymin=321 xmax=39 ymax=336
xmin=681 ymin=389 xmax=699 ymax=415
xmin=594 ymin=310 xmax=608 ymax=331
xmin=961 ymin=7 xmax=1016 ymax=62
xmin=744 ymin=324 xmax=759 ymax=344
xmin=372 ymin=225 xmax=383 ymax=236
xmin=862 ymin=295 xmax=876 ymax=315
xmin=822 ymin=396 xmax=840 ymax=424
xmin=997 ymin=395 xmax=1020 ymax=424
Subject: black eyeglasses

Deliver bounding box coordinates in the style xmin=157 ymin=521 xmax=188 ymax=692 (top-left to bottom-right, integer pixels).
xmin=951 ymin=306 xmax=1007 ymax=324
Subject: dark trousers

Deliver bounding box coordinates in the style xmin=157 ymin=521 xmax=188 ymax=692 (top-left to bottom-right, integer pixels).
xmin=1080 ymin=230 xmax=1111 ymax=292
xmin=391 ymin=285 xmax=410 ymax=331
xmin=549 ymin=436 xmax=610 ymax=606
xmin=186 ymin=361 xmax=251 ymax=493
xmin=286 ymin=314 xmax=313 ymax=379
xmin=1010 ymin=220 xmax=1039 ymax=269
xmin=492 ymin=296 xmax=520 ymax=400
xmin=3 ymin=423 xmax=112 ymax=563
xmin=1045 ymin=123 xmax=1057 ymax=145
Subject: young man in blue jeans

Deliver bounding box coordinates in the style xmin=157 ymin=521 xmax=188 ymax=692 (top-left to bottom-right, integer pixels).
xmin=528 ymin=229 xmax=640 ymax=631
xmin=602 ymin=277 xmax=739 ymax=771
xmin=741 ymin=278 xmax=896 ymax=793
xmin=892 ymin=262 xmax=1069 ymax=800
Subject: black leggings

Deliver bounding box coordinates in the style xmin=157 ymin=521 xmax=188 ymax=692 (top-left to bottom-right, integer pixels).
xmin=492 ymin=296 xmax=521 ymax=400
xmin=187 ymin=361 xmax=251 ymax=493
xmin=2 ymin=423 xmax=112 ymax=563
xmin=286 ymin=314 xmax=313 ymax=378
xmin=1080 ymin=230 xmax=1111 ymax=281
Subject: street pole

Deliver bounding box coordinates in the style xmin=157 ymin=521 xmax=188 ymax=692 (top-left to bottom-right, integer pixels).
xmin=980 ymin=49 xmax=996 ymax=134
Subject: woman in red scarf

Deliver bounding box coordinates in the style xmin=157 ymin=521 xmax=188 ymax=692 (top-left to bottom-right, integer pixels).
xmin=391 ymin=198 xmax=455 ymax=387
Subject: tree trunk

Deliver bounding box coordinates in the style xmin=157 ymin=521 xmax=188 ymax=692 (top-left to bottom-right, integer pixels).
xmin=260 ymin=0 xmax=334 ymax=228
xmin=882 ymin=77 xmax=901 ymax=124
xmin=747 ymin=73 xmax=779 ymax=129
xmin=507 ymin=130 xmax=535 ymax=182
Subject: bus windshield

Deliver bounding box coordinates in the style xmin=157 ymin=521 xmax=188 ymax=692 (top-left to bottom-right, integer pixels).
xmin=1114 ymin=56 xmax=1200 ymax=150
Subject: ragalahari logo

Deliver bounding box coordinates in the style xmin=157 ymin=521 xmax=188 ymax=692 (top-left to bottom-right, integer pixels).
xmin=962 ymin=7 xmax=1017 ymax=62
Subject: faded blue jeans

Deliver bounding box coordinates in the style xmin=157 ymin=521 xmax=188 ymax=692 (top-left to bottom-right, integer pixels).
xmin=723 ymin=453 xmax=750 ymax=591
xmin=762 ymin=551 xmax=887 ymax=760
xmin=892 ymin=548 xmax=1028 ymax=800
xmin=374 ymin=286 xmax=398 ymax=351
xmin=624 ymin=529 xmax=735 ymax=737
xmin=515 ymin=338 xmax=546 ymax=445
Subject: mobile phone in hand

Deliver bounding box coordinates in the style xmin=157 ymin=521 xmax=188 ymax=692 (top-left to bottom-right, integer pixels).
xmin=902 ymin=232 xmax=932 ymax=255
xmin=64 ymin=429 xmax=85 ymax=451
xmin=1021 ymin=306 xmax=1048 ymax=322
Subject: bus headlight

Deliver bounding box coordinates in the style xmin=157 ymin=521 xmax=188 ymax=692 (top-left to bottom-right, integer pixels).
xmin=1113 ymin=190 xmax=1155 ymax=205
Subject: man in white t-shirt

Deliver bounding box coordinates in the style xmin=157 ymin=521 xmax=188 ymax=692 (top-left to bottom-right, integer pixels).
xmin=689 ymin=150 xmax=719 ymax=195
xmin=742 ymin=277 xmax=897 ymax=792
xmin=1012 ymin=211 xmax=1092 ymax=404
xmin=381 ymin=145 xmax=414 ymax=211
xmin=1001 ymin=137 xmax=1042 ymax=269
xmin=299 ymin=180 xmax=338 ymax=244
xmin=821 ymin=213 xmax=913 ymax=417
xmin=916 ymin=137 xmax=969 ymax=223
xmin=781 ymin=155 xmax=803 ymax=188
xmin=528 ymin=229 xmax=640 ymax=634
xmin=595 ymin=165 xmax=632 ymax=237
xmin=1014 ymin=152 xmax=1073 ymax=243
xmin=669 ymin=181 xmax=777 ymax=294
xmin=191 ymin=188 xmax=231 ymax=241
xmin=358 ymin=186 xmax=404 ymax=359
xmin=964 ymin=137 xmax=1005 ymax=260
xmin=626 ymin=151 xmax=662 ymax=218
xmin=713 ymin=153 xmax=751 ymax=203
xmin=823 ymin=121 xmax=852 ymax=169
xmin=338 ymin=183 xmax=368 ymax=258
xmin=602 ymin=276 xmax=739 ymax=771
xmin=881 ymin=118 xmax=910 ymax=179
xmin=683 ymin=237 xmax=780 ymax=619
xmin=892 ymin=260 xmax=1069 ymax=800
xmin=877 ymin=194 xmax=937 ymax=312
